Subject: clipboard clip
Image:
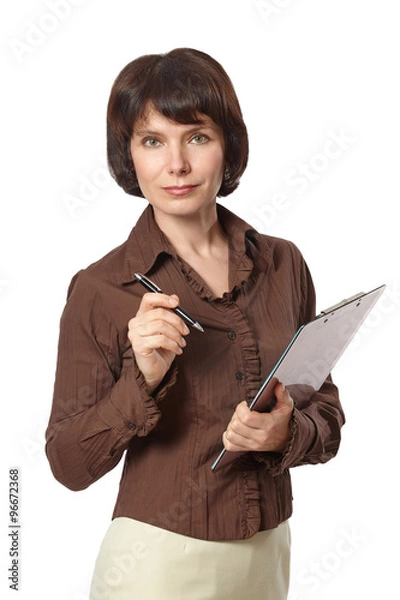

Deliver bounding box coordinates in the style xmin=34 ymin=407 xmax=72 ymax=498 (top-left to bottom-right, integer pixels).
xmin=320 ymin=292 xmax=365 ymax=315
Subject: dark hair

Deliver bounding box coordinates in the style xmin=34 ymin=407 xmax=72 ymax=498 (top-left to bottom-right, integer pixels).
xmin=106 ymin=48 xmax=249 ymax=198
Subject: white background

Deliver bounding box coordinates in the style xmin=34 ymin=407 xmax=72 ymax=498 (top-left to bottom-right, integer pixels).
xmin=1 ymin=1 xmax=399 ymax=598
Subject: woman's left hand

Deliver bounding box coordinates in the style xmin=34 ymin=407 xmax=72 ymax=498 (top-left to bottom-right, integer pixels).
xmin=222 ymin=382 xmax=294 ymax=453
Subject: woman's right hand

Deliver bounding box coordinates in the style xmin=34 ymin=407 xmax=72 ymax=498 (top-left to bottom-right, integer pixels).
xmin=128 ymin=292 xmax=190 ymax=393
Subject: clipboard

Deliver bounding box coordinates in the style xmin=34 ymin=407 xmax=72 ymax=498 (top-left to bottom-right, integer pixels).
xmin=211 ymin=284 xmax=386 ymax=472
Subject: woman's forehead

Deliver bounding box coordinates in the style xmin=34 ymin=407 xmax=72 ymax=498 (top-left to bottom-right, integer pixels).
xmin=133 ymin=105 xmax=217 ymax=133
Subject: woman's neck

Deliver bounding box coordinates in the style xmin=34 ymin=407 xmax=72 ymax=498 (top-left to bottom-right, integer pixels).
xmin=152 ymin=204 xmax=227 ymax=259
xmin=152 ymin=203 xmax=230 ymax=296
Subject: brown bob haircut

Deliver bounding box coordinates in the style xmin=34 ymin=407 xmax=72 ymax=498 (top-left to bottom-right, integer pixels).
xmin=106 ymin=48 xmax=249 ymax=198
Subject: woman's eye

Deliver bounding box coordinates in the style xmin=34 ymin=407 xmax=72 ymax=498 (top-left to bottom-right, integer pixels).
xmin=191 ymin=134 xmax=208 ymax=144
xmin=144 ymin=138 xmax=160 ymax=148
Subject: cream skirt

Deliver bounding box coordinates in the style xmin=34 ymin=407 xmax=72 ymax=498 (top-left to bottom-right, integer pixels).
xmin=89 ymin=517 xmax=291 ymax=600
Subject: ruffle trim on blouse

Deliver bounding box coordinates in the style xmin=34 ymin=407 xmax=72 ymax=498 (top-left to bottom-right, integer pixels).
xmin=176 ymin=257 xmax=264 ymax=406
xmin=239 ymin=469 xmax=262 ymax=538
xmin=241 ymin=346 xmax=262 ymax=404
xmin=178 ymin=260 xmax=214 ymax=301
xmin=218 ymin=298 xmax=264 ymax=404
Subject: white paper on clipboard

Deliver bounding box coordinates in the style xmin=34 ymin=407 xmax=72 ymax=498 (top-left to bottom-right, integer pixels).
xmin=211 ymin=284 xmax=386 ymax=472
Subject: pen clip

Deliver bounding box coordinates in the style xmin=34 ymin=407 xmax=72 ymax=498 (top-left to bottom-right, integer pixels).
xmin=320 ymin=291 xmax=365 ymax=315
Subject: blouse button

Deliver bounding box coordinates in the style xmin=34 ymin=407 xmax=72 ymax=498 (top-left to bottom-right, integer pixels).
xmin=127 ymin=422 xmax=136 ymax=431
xmin=228 ymin=331 xmax=237 ymax=341
xmin=235 ymin=372 xmax=244 ymax=381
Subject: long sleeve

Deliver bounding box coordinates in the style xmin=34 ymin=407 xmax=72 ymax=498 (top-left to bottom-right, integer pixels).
xmin=256 ymin=252 xmax=345 ymax=475
xmin=259 ymin=375 xmax=344 ymax=476
xmin=45 ymin=270 xmax=176 ymax=491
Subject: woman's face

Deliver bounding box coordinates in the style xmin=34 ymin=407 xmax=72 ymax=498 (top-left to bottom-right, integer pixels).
xmin=130 ymin=107 xmax=225 ymax=223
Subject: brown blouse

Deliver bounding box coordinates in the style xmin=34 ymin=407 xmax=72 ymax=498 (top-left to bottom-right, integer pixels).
xmin=45 ymin=204 xmax=345 ymax=541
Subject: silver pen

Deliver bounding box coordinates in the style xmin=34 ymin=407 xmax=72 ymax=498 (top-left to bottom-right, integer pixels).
xmin=134 ymin=273 xmax=205 ymax=333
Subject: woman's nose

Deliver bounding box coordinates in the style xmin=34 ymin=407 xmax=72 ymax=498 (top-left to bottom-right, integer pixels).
xmin=166 ymin=145 xmax=191 ymax=176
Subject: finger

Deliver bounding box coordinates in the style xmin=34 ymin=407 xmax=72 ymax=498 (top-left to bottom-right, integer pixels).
xmin=223 ymin=428 xmax=259 ymax=452
xmin=227 ymin=404 xmax=263 ymax=439
xmin=235 ymin=401 xmax=257 ymax=426
xmin=135 ymin=318 xmax=188 ymax=347
xmin=130 ymin=306 xmax=190 ymax=337
xmin=136 ymin=292 xmax=179 ymax=315
xmin=140 ymin=295 xmax=190 ymax=336
xmin=135 ymin=333 xmax=186 ymax=357
xmin=129 ymin=318 xmax=188 ymax=354
xmin=233 ymin=401 xmax=266 ymax=430
xmin=223 ymin=429 xmax=245 ymax=451
xmin=272 ymin=381 xmax=294 ymax=412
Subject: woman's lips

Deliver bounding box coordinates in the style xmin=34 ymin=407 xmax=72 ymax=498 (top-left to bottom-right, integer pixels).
xmin=162 ymin=185 xmax=198 ymax=196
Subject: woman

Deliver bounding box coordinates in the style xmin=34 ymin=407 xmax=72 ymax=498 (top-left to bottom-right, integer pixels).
xmin=46 ymin=48 xmax=345 ymax=599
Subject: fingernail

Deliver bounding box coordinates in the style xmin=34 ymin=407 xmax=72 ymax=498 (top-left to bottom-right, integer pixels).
xmin=183 ymin=324 xmax=190 ymax=334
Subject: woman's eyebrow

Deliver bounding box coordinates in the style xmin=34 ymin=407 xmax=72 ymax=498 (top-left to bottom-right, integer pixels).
xmin=133 ymin=128 xmax=161 ymax=136
xmin=133 ymin=123 xmax=215 ymax=136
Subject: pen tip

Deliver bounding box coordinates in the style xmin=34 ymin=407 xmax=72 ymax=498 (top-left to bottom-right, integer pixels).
xmin=193 ymin=322 xmax=205 ymax=333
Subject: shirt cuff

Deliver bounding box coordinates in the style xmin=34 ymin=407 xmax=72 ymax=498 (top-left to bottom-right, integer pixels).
xmin=254 ymin=406 xmax=317 ymax=476
xmin=96 ymin=361 xmax=178 ymax=440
